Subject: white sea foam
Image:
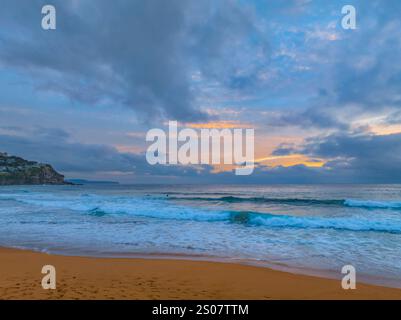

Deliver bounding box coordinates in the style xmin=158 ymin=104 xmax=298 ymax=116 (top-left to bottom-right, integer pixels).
xmin=2 ymin=185 xmax=401 ymax=287
xmin=3 ymin=191 xmax=401 ymax=233
xmin=345 ymin=199 xmax=401 ymax=209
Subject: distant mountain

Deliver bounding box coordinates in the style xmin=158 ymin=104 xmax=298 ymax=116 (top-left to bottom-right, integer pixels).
xmin=65 ymin=179 xmax=119 ymax=185
xmin=0 ymin=152 xmax=67 ymax=185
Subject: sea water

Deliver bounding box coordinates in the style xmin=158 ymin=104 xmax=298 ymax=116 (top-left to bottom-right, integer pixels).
xmin=1 ymin=184 xmax=401 ymax=287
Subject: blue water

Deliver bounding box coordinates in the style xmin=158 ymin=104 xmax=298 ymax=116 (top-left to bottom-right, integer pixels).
xmin=1 ymin=184 xmax=401 ymax=287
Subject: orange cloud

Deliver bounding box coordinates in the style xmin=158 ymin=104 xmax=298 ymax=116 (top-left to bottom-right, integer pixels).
xmin=210 ymin=154 xmax=325 ymax=174
xmin=115 ymin=145 xmax=144 ymax=154
xmin=369 ymin=124 xmax=401 ymax=136
xmin=256 ymin=154 xmax=325 ymax=168
xmin=184 ymin=121 xmax=254 ymax=129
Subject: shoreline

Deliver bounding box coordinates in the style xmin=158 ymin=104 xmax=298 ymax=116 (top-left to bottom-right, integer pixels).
xmin=1 ymin=247 xmax=401 ymax=299
xmin=7 ymin=245 xmax=401 ymax=290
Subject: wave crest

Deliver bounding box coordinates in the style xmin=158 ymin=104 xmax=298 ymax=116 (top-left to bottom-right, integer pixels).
xmin=345 ymin=199 xmax=401 ymax=209
xmin=3 ymin=193 xmax=401 ymax=234
xmin=168 ymin=195 xmax=401 ymax=210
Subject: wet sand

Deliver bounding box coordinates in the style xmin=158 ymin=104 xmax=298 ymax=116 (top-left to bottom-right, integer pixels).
xmin=1 ymin=247 xmax=400 ymax=299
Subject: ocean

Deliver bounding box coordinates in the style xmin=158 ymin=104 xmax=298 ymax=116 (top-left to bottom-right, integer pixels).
xmin=1 ymin=184 xmax=401 ymax=288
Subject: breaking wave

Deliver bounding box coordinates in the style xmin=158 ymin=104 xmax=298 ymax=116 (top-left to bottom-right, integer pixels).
xmin=168 ymin=195 xmax=401 ymax=210
xmin=2 ymin=193 xmax=401 ymax=234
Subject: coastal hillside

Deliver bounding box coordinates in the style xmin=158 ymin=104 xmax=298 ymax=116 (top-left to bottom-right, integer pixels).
xmin=0 ymin=152 xmax=66 ymax=185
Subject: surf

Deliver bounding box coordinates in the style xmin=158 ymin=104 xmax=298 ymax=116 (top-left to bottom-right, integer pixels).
xmin=166 ymin=195 xmax=401 ymax=210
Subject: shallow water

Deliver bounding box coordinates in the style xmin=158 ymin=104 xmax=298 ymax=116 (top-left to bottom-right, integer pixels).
xmin=1 ymin=184 xmax=401 ymax=287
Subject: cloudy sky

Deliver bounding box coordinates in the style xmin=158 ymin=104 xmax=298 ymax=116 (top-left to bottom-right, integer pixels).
xmin=1 ymin=0 xmax=401 ymax=183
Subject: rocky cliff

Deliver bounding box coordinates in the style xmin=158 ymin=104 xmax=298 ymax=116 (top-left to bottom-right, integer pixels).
xmin=0 ymin=152 xmax=66 ymax=185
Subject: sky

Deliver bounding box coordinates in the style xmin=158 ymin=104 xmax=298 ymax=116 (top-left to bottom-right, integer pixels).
xmin=1 ymin=0 xmax=401 ymax=184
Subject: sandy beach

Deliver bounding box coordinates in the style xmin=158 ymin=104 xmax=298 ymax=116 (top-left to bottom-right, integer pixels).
xmin=0 ymin=247 xmax=400 ymax=300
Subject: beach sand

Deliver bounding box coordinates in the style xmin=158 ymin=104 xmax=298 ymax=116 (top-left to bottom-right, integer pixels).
xmin=0 ymin=247 xmax=400 ymax=300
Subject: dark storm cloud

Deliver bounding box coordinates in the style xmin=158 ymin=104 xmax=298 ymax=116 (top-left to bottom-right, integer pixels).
xmin=272 ymin=132 xmax=401 ymax=183
xmin=265 ymin=108 xmax=349 ymax=130
xmin=0 ymin=126 xmax=213 ymax=178
xmin=385 ymin=110 xmax=401 ymax=125
xmin=3 ymin=124 xmax=401 ymax=183
xmin=320 ymin=0 xmax=401 ymax=110
xmin=301 ymin=133 xmax=401 ymax=160
xmin=2 ymin=0 xmax=401 ymax=184
xmin=0 ymin=127 xmax=136 ymax=172
xmin=0 ymin=0 xmax=262 ymax=121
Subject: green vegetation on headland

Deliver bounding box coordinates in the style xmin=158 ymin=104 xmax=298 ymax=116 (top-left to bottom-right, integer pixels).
xmin=0 ymin=152 xmax=67 ymax=185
